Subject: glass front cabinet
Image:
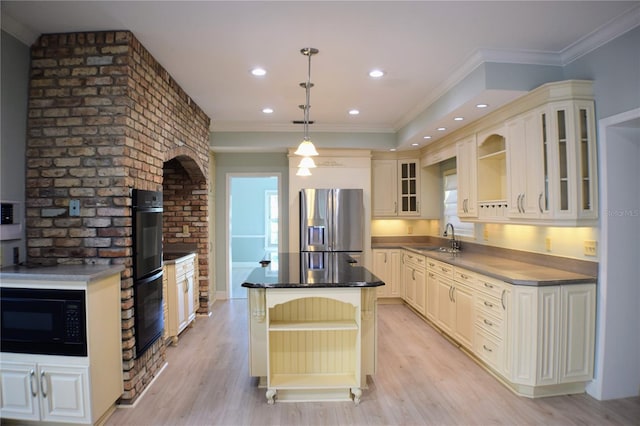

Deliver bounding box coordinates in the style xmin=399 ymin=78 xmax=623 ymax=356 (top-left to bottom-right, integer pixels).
xmin=506 ymin=96 xmax=597 ymax=225
xmin=542 ymin=100 xmax=597 ymax=222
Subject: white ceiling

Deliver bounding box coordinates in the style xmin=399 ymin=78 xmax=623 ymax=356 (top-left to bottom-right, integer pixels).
xmin=2 ymin=1 xmax=639 ymax=151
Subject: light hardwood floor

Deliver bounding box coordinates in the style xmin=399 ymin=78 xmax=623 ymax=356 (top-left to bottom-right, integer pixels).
xmin=106 ymin=300 xmax=640 ymax=426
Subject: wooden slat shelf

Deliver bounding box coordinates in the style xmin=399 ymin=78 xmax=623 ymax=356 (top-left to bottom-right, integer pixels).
xmin=268 ymin=320 xmax=357 ymax=331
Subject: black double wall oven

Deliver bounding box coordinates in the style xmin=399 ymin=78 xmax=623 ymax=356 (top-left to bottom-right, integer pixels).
xmin=132 ymin=189 xmax=164 ymax=358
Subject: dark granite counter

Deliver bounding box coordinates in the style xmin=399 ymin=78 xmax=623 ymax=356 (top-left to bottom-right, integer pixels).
xmin=241 ymin=252 xmax=384 ymax=289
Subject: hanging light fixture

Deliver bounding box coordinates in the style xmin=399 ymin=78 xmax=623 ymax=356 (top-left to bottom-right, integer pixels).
xmin=297 ymin=156 xmax=317 ymax=169
xmin=294 ymin=47 xmax=319 ymax=158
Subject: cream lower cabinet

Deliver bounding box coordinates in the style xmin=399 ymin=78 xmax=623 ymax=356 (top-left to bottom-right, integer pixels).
xmin=509 ymin=283 xmax=596 ymax=397
xmin=164 ymin=253 xmax=198 ymax=345
xmin=0 ymin=271 xmax=123 ymax=424
xmin=421 ymin=255 xmax=595 ymax=398
xmin=427 ymin=258 xmax=474 ymax=350
xmin=402 ymin=251 xmax=426 ymax=315
xmin=372 ymin=249 xmax=402 ymax=298
xmin=1 ymin=362 xmax=89 ymax=423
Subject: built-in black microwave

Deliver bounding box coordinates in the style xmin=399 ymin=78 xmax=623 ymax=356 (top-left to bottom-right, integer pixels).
xmin=0 ymin=287 xmax=87 ymax=356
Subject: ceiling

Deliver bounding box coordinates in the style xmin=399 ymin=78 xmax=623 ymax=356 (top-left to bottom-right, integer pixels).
xmin=2 ymin=1 xmax=639 ymax=152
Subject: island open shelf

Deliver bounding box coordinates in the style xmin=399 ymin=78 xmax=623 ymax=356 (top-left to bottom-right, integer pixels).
xmin=265 ymin=290 xmax=362 ymax=404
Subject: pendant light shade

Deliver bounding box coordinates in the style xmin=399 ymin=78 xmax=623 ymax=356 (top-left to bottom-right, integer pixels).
xmin=295 ymin=139 xmax=319 ymax=157
xmin=295 ymin=48 xmax=319 ymax=159
xmin=296 ymin=166 xmax=312 ymax=177
xmin=297 ymin=156 xmax=317 ymax=169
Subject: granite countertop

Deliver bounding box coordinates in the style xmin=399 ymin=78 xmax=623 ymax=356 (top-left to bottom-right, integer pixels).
xmin=0 ymin=263 xmax=124 ymax=282
xmin=163 ymin=252 xmax=196 ymax=263
xmin=374 ymin=243 xmax=596 ymax=286
xmin=241 ymin=252 xmax=384 ymax=289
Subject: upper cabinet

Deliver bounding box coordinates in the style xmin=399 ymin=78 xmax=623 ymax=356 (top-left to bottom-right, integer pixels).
xmin=456 ymin=136 xmax=478 ymax=218
xmin=477 ymin=126 xmax=508 ymax=221
xmin=372 ymin=158 xmax=441 ymax=219
xmin=422 ymin=80 xmax=597 ymax=226
xmin=505 ymin=99 xmax=597 ymax=224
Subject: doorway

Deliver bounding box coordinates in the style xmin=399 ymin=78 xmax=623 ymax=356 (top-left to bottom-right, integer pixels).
xmin=588 ymin=108 xmax=640 ymax=400
xmin=227 ymin=174 xmax=280 ymax=298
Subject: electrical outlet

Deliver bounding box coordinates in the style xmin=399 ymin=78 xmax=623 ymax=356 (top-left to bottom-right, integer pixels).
xmin=483 ymin=227 xmax=489 ymax=241
xmin=69 ymin=199 xmax=80 ymax=216
xmin=545 ymin=237 xmax=552 ymax=251
xmin=407 ymin=226 xmax=413 ymax=235
xmin=584 ymin=240 xmax=597 ymax=257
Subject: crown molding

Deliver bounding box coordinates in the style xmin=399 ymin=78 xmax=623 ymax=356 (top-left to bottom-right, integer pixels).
xmin=1 ymin=13 xmax=39 ymax=45
xmin=561 ymin=3 xmax=640 ymax=65
xmin=395 ymin=4 xmax=640 ymax=131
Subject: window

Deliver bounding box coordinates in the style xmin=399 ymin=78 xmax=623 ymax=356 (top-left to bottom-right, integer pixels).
xmin=265 ymin=190 xmax=278 ymax=248
xmin=443 ymin=170 xmax=474 ymax=238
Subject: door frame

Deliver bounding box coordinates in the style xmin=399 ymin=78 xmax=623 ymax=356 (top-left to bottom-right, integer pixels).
xmin=225 ymin=172 xmax=282 ymax=299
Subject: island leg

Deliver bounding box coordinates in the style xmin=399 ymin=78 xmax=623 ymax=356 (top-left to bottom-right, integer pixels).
xmin=351 ymin=387 xmax=362 ymax=405
xmin=266 ymin=388 xmax=276 ymax=405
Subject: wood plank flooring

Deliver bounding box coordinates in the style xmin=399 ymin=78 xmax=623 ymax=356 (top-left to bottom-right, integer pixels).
xmin=106 ymin=300 xmax=640 ymax=426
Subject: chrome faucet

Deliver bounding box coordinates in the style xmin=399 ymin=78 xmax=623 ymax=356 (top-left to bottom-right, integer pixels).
xmin=443 ymin=222 xmax=461 ymax=252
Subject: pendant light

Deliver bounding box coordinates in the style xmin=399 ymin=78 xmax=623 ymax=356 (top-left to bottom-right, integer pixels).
xmin=295 ymin=47 xmax=319 ymax=158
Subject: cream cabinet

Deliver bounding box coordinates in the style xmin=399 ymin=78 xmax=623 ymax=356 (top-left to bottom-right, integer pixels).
xmin=402 ymin=251 xmax=426 ymax=315
xmin=473 ymin=275 xmax=509 ymax=375
xmin=164 ymin=253 xmax=198 ymax=345
xmin=1 ymin=362 xmax=89 ymax=423
xmin=505 ymin=85 xmax=597 ymax=224
xmin=264 ymin=288 xmax=365 ymax=404
xmin=372 ymin=249 xmax=402 ymax=298
xmin=456 ymin=136 xmax=478 ymax=218
xmin=477 ymin=126 xmax=509 ymax=221
xmin=506 ymin=109 xmax=546 ymax=219
xmin=0 ymin=269 xmax=123 ymax=424
xmin=509 ymin=283 xmax=596 ymax=396
xmin=427 ymin=258 xmax=474 ymax=350
xmin=372 ymin=159 xmax=420 ymax=217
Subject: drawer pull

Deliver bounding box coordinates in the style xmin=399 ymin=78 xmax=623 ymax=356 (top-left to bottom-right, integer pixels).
xmin=441 ymin=267 xmax=448 ymax=273
xmin=483 ymin=345 xmax=493 ymax=353
xmin=429 ymin=273 xmax=435 ymax=278
xmin=460 ymin=274 xmax=469 ymax=279
xmin=30 ymin=370 xmax=37 ymax=397
xmin=484 ymin=301 xmax=494 ymax=308
xmin=483 ymin=319 xmax=493 ymax=326
xmin=428 ymin=262 xmax=435 ymax=267
xmin=501 ymin=289 xmax=506 ymax=310
xmin=484 ymin=282 xmax=494 ymax=289
xmin=40 ymin=371 xmax=48 ymax=398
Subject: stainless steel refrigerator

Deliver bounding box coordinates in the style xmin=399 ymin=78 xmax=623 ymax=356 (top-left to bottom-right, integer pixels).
xmin=300 ymin=188 xmax=364 ymax=283
xmin=300 ymin=188 xmax=363 ymax=253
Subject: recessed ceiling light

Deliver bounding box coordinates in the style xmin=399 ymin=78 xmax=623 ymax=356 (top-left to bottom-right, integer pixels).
xmin=348 ymin=109 xmax=360 ymax=115
xmin=262 ymin=108 xmax=273 ymax=114
xmin=437 ymin=127 xmax=446 ymax=131
xmin=369 ymin=69 xmax=384 ymax=78
xmin=476 ymin=103 xmax=488 ymax=108
xmin=423 ymin=136 xmax=432 ymax=139
xmin=251 ymin=67 xmax=266 ymax=76
xmin=389 ymin=148 xmax=397 ymax=152
xmin=454 ymin=117 xmax=464 ymax=121
xmin=411 ymin=143 xmax=419 ymax=146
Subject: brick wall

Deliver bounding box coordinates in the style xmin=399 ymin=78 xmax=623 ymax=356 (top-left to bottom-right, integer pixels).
xmin=26 ymin=31 xmax=211 ymax=404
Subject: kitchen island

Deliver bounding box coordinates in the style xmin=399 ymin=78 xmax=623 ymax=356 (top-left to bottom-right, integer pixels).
xmin=242 ymin=253 xmax=383 ymax=404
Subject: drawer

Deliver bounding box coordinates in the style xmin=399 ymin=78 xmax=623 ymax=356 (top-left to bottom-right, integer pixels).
xmin=476 ymin=275 xmax=506 ymax=300
xmin=426 ymin=257 xmax=453 ymax=279
xmin=475 ymin=308 xmax=503 ymax=338
xmin=404 ymin=252 xmax=425 ymax=269
xmin=175 ymin=256 xmax=196 ymax=276
xmin=474 ymin=326 xmax=503 ymax=370
xmin=454 ymin=267 xmax=477 ymax=286
xmin=475 ymin=292 xmax=505 ymax=319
